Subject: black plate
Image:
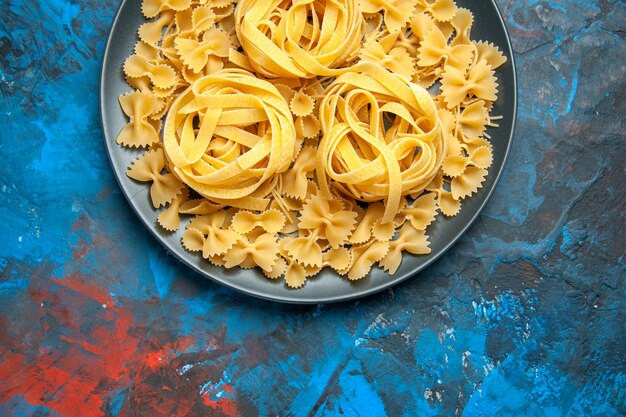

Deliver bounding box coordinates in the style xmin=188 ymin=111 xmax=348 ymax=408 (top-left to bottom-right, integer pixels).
xmin=100 ymin=0 xmax=517 ymax=304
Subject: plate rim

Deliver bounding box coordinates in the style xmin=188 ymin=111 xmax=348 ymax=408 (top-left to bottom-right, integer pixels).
xmin=99 ymin=0 xmax=517 ymax=304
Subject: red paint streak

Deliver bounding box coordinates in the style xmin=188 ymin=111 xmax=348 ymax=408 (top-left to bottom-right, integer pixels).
xmin=202 ymin=391 xmax=240 ymax=417
xmin=144 ymin=350 xmax=166 ymax=369
xmin=143 ymin=336 xmax=194 ymax=369
xmin=96 ymin=186 xmax=112 ymax=201
xmin=1 ymin=271 xmax=243 ymax=417
xmin=51 ymin=275 xmax=114 ymax=306
xmin=72 ymin=240 xmax=88 ymax=262
xmin=0 ymin=350 xmax=25 ymax=383
xmin=71 ymin=214 xmax=90 ymax=231
xmin=1 ymin=273 xmax=136 ymax=416
xmin=59 ymin=335 xmax=105 ymax=356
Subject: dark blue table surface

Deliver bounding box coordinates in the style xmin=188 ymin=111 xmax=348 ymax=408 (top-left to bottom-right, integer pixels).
xmin=1 ymin=0 xmax=624 ymax=416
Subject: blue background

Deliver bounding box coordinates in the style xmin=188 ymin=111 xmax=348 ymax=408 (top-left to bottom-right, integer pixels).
xmin=0 ymin=0 xmax=625 ymax=416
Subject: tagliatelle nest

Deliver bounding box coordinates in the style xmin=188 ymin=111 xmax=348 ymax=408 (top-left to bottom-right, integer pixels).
xmin=234 ymin=0 xmax=365 ymax=78
xmin=117 ymin=0 xmax=506 ymax=289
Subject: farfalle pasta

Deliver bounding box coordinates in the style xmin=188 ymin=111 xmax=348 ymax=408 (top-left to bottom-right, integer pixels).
xmin=223 ymin=232 xmax=280 ymax=272
xmin=231 ymin=209 xmax=286 ymax=234
xmin=413 ymin=0 xmax=456 ymax=22
xmin=181 ymin=210 xmax=241 ymax=257
xmin=359 ymin=33 xmax=416 ymax=79
xmin=126 ymin=147 xmax=185 ymax=207
xmin=281 ymin=146 xmax=317 ymax=200
xmin=116 ymin=0 xmax=507 ymax=289
xmin=175 ymin=27 xmax=231 ymax=73
xmin=117 ymin=91 xmax=162 ymax=148
xmin=380 ymin=222 xmax=430 ymax=274
xmin=124 ymin=54 xmax=179 ymax=90
xmin=361 ymin=0 xmax=415 ymax=33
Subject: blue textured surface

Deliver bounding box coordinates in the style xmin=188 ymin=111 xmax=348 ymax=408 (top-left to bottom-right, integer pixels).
xmin=1 ymin=0 xmax=625 ymax=416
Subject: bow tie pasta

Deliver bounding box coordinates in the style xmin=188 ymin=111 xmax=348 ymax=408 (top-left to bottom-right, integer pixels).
xmin=117 ymin=0 xmax=506 ymax=289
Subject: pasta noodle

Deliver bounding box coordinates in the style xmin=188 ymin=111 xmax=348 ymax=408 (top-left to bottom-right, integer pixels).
xmin=281 ymin=146 xmax=317 ymax=200
xmin=440 ymin=59 xmax=498 ymax=108
xmin=127 ymin=147 xmax=185 ymax=207
xmin=317 ymin=62 xmax=445 ymax=224
xmin=234 ymin=0 xmax=364 ymax=78
xmin=358 ymin=33 xmax=416 ymax=79
xmin=158 ymin=187 xmax=189 ymax=231
xmin=402 ymin=192 xmax=438 ymax=230
xmin=361 ymin=0 xmax=415 ymax=33
xmin=124 ymin=54 xmax=179 ymax=89
xmin=231 ymin=209 xmax=286 ymax=234
xmin=163 ymin=69 xmax=297 ymax=209
xmin=380 ymin=222 xmax=430 ymax=274
xmin=348 ymin=240 xmax=390 ymax=280
xmin=117 ymin=0 xmax=507 ymax=289
xmin=223 ymin=232 xmax=279 ymax=272
xmin=182 ymin=210 xmax=241 ymax=257
xmin=413 ymin=0 xmax=456 ymax=22
xmin=175 ymin=28 xmax=231 ymax=73
xmin=117 ymin=91 xmax=162 ymax=148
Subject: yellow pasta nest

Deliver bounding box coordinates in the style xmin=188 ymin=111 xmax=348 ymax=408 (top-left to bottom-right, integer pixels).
xmin=234 ymin=0 xmax=365 ymax=78
xmin=317 ymin=62 xmax=445 ymax=224
xmin=163 ymin=69 xmax=296 ymax=210
xmin=117 ymin=0 xmax=506 ymax=289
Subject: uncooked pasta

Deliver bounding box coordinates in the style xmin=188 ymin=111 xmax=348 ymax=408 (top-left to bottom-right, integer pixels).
xmin=117 ymin=0 xmax=506 ymax=288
